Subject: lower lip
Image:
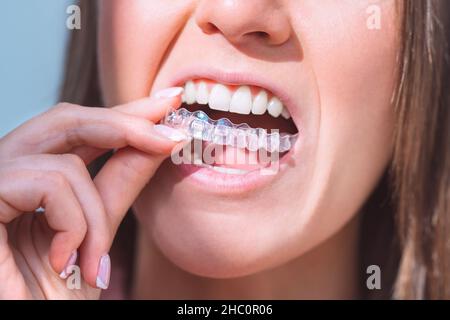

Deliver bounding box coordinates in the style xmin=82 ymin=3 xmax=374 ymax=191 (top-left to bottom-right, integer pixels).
xmin=169 ymin=149 xmax=295 ymax=195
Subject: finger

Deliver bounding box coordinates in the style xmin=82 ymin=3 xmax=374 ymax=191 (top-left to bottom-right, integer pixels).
xmin=91 ymin=148 xmax=166 ymax=290
xmin=112 ymin=87 xmax=183 ymax=121
xmin=68 ymin=90 xmax=184 ymax=165
xmin=0 ymin=224 xmax=33 ymax=299
xmin=0 ymin=93 xmax=183 ymax=161
xmin=67 ymin=146 xmax=106 ymax=165
xmin=93 ymin=128 xmax=190 ymax=232
xmin=93 ymin=145 xmax=178 ymax=234
xmin=0 ymin=168 xmax=87 ymax=275
xmin=6 ymin=154 xmax=111 ymax=288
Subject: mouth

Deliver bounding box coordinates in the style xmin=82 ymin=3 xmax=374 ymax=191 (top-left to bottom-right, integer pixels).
xmin=163 ymin=75 xmax=300 ymax=193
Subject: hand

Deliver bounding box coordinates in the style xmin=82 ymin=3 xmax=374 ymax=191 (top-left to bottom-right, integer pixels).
xmin=0 ymin=88 xmax=186 ymax=299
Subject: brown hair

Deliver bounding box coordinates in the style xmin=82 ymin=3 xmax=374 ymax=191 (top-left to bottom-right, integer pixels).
xmin=60 ymin=0 xmax=450 ymax=299
xmin=392 ymin=0 xmax=450 ymax=299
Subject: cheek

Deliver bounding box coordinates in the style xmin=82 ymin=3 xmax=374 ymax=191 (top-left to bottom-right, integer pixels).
xmin=294 ymin=1 xmax=399 ymax=127
xmin=97 ymin=0 xmax=192 ymax=105
xmin=289 ymin=3 xmax=399 ymax=240
xmin=311 ymin=5 xmax=398 ymax=173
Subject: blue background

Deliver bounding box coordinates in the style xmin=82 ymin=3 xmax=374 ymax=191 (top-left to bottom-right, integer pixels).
xmin=0 ymin=0 xmax=73 ymax=137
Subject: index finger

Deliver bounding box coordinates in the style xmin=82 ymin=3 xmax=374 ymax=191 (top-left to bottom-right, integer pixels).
xmin=68 ymin=88 xmax=185 ymax=164
xmin=0 ymin=89 xmax=184 ymax=160
xmin=113 ymin=87 xmax=184 ymax=120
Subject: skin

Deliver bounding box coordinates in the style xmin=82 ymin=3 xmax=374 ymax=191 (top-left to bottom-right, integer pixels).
xmin=0 ymin=0 xmax=400 ymax=299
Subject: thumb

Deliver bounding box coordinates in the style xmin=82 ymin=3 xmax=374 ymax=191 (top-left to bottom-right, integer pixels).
xmin=93 ymin=141 xmax=184 ymax=235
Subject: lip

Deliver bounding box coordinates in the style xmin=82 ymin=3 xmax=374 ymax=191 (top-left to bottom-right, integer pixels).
xmin=167 ymin=144 xmax=298 ymax=196
xmin=168 ymin=66 xmax=300 ymax=120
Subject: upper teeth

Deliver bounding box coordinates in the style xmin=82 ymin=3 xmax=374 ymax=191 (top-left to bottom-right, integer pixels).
xmin=182 ymin=80 xmax=291 ymax=120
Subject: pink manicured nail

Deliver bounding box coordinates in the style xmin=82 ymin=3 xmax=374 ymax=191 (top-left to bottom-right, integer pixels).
xmin=153 ymin=124 xmax=188 ymax=142
xmin=59 ymin=250 xmax=78 ymax=279
xmin=96 ymin=254 xmax=111 ymax=290
xmin=153 ymin=87 xmax=184 ymax=99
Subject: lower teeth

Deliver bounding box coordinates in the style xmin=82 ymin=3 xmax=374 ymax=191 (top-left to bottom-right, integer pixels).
xmin=208 ymin=165 xmax=250 ymax=175
xmin=163 ymin=108 xmax=298 ymax=153
xmin=170 ymin=139 xmax=284 ymax=175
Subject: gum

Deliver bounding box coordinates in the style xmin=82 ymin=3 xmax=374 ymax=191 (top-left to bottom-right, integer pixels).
xmin=163 ymin=108 xmax=298 ymax=153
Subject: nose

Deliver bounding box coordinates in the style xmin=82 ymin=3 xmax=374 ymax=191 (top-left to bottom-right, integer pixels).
xmin=195 ymin=0 xmax=291 ymax=46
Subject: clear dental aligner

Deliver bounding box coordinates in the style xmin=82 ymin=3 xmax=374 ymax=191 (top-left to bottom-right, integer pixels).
xmin=163 ymin=108 xmax=298 ymax=153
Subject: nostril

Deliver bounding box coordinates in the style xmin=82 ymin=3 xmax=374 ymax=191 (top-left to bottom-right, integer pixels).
xmin=253 ymin=31 xmax=272 ymax=43
xmin=254 ymin=31 xmax=269 ymax=39
xmin=200 ymin=22 xmax=269 ymax=41
xmin=203 ymin=22 xmax=220 ymax=35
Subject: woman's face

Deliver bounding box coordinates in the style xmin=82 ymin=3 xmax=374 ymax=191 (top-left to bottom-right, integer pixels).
xmin=98 ymin=0 xmax=399 ymax=277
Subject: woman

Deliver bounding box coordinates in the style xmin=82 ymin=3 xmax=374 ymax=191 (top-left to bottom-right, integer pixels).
xmin=0 ymin=0 xmax=448 ymax=299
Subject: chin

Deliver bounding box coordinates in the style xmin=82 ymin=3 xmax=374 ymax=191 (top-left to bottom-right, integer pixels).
xmin=135 ymin=182 xmax=297 ymax=279
xmin=153 ymin=225 xmax=288 ymax=279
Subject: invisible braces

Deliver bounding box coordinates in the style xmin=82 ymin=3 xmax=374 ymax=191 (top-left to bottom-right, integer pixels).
xmin=163 ymin=108 xmax=298 ymax=153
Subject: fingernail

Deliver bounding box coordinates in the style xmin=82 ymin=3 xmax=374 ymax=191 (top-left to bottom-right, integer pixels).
xmin=59 ymin=250 xmax=78 ymax=279
xmin=96 ymin=254 xmax=111 ymax=290
xmin=153 ymin=124 xmax=188 ymax=142
xmin=153 ymin=87 xmax=184 ymax=99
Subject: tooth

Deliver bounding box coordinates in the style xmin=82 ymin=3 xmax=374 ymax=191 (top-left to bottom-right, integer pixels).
xmin=281 ymin=107 xmax=291 ymax=119
xmin=247 ymin=129 xmax=259 ymax=152
xmin=185 ymin=80 xmax=196 ymax=105
xmin=196 ymin=81 xmax=209 ymax=105
xmin=230 ymin=86 xmax=252 ymax=115
xmin=257 ymin=128 xmax=267 ymax=150
xmin=251 ymin=90 xmax=268 ymax=115
xmin=267 ymin=132 xmax=280 ymax=153
xmin=193 ymin=152 xmax=203 ymax=165
xmin=267 ymin=97 xmax=283 ymax=118
xmin=236 ymin=129 xmax=247 ymax=149
xmin=211 ymin=166 xmax=249 ymax=175
xmin=192 ymin=139 xmax=203 ymax=165
xmin=209 ymin=84 xmax=231 ymax=111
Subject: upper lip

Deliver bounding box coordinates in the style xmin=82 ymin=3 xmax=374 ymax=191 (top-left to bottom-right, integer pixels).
xmin=169 ymin=66 xmax=298 ymax=119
